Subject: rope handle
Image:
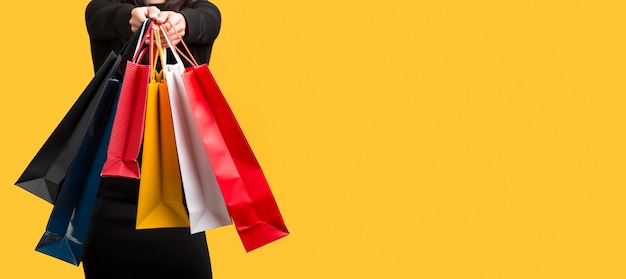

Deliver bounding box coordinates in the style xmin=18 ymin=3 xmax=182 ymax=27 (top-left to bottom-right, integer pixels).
xmin=132 ymin=20 xmax=153 ymax=63
xmin=157 ymin=24 xmax=187 ymax=68
xmin=164 ymin=26 xmax=199 ymax=67
xmin=151 ymin=25 xmax=169 ymax=79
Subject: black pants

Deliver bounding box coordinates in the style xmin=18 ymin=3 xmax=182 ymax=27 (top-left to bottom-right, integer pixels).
xmin=82 ymin=178 xmax=212 ymax=279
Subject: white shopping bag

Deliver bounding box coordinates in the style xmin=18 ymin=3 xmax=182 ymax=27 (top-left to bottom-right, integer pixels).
xmin=161 ymin=27 xmax=232 ymax=233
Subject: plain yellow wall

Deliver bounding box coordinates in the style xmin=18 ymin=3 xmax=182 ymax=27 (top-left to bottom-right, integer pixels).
xmin=2 ymin=1 xmax=626 ymax=278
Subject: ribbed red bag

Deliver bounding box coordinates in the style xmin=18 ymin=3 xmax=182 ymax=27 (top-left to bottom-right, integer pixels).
xmin=101 ymin=22 xmax=153 ymax=179
xmin=175 ymin=39 xmax=289 ymax=252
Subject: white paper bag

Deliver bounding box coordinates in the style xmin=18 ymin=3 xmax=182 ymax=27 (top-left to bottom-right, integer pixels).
xmin=162 ymin=28 xmax=232 ymax=233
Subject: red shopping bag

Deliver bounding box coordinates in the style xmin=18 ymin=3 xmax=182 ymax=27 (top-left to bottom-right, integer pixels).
xmin=101 ymin=22 xmax=153 ymax=179
xmin=182 ymin=64 xmax=289 ymax=252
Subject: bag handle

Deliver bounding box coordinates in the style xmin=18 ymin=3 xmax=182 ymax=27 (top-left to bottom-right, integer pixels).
xmin=156 ymin=25 xmax=168 ymax=72
xmin=117 ymin=18 xmax=152 ymax=65
xmin=132 ymin=20 xmax=154 ymax=63
xmin=159 ymin=26 xmax=198 ymax=67
xmin=158 ymin=24 xmax=186 ymax=70
xmin=151 ymin=25 xmax=169 ymax=81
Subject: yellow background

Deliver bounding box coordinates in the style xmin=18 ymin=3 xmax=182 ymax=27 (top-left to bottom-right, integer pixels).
xmin=1 ymin=0 xmax=626 ymax=278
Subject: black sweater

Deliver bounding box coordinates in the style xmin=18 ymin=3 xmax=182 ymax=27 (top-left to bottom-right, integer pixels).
xmin=85 ymin=0 xmax=221 ymax=72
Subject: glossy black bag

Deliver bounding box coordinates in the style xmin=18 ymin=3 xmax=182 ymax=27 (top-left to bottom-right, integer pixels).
xmin=15 ymin=19 xmax=151 ymax=203
xmin=14 ymin=53 xmax=120 ymax=203
xmin=35 ymin=58 xmax=122 ymax=265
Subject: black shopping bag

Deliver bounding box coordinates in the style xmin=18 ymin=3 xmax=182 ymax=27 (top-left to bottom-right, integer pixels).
xmin=15 ymin=53 xmax=120 ymax=203
xmin=15 ymin=19 xmax=151 ymax=203
xmin=35 ymin=60 xmax=122 ymax=265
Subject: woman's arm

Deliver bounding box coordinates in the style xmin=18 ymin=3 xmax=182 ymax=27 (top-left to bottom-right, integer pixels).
xmin=179 ymin=1 xmax=221 ymax=45
xmin=85 ymin=0 xmax=136 ymax=41
xmin=86 ymin=0 xmax=220 ymax=44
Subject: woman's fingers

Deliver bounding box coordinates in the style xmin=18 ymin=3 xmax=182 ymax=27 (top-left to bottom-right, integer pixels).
xmin=129 ymin=7 xmax=148 ymax=32
xmin=130 ymin=6 xmax=161 ymax=33
xmin=153 ymin=12 xmax=185 ymax=48
xmin=146 ymin=6 xmax=161 ymax=20
xmin=130 ymin=11 xmax=185 ymax=48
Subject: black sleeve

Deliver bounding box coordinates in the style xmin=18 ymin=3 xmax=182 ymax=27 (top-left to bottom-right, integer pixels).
xmin=85 ymin=0 xmax=135 ymax=41
xmin=179 ymin=1 xmax=221 ymax=45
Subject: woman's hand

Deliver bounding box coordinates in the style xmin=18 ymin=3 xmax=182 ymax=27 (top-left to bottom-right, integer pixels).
xmin=129 ymin=6 xmax=162 ymax=33
xmin=129 ymin=7 xmax=186 ymax=48
xmin=153 ymin=11 xmax=187 ymax=48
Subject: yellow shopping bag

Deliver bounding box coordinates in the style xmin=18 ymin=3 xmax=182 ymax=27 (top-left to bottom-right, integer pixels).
xmin=136 ymin=29 xmax=190 ymax=229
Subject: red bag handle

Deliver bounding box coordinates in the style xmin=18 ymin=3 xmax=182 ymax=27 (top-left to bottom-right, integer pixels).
xmin=132 ymin=21 xmax=154 ymax=63
xmin=158 ymin=26 xmax=199 ymax=67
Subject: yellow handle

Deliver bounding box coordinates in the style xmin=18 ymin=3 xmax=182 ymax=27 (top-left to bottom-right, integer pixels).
xmin=150 ymin=25 xmax=168 ymax=81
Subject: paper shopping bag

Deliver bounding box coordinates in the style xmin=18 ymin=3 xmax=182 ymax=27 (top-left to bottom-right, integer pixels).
xmin=182 ymin=65 xmax=289 ymax=251
xmin=36 ymin=66 xmax=122 ymax=265
xmin=136 ymin=40 xmax=189 ymax=229
xmin=158 ymin=25 xmax=231 ymax=233
xmin=101 ymin=21 xmax=153 ymax=179
xmin=15 ymin=52 xmax=119 ymax=203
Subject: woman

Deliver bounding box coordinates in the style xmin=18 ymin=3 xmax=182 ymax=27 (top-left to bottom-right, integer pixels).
xmin=85 ymin=0 xmax=221 ymax=71
xmin=82 ymin=1 xmax=221 ymax=278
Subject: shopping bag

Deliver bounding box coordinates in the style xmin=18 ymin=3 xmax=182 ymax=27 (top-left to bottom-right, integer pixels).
xmin=136 ymin=33 xmax=189 ymax=229
xmin=161 ymin=27 xmax=231 ymax=233
xmin=15 ymin=52 xmax=120 ymax=203
xmin=36 ymin=64 xmax=122 ymax=265
xmin=175 ymin=35 xmax=288 ymax=251
xmin=101 ymin=21 xmax=153 ymax=179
